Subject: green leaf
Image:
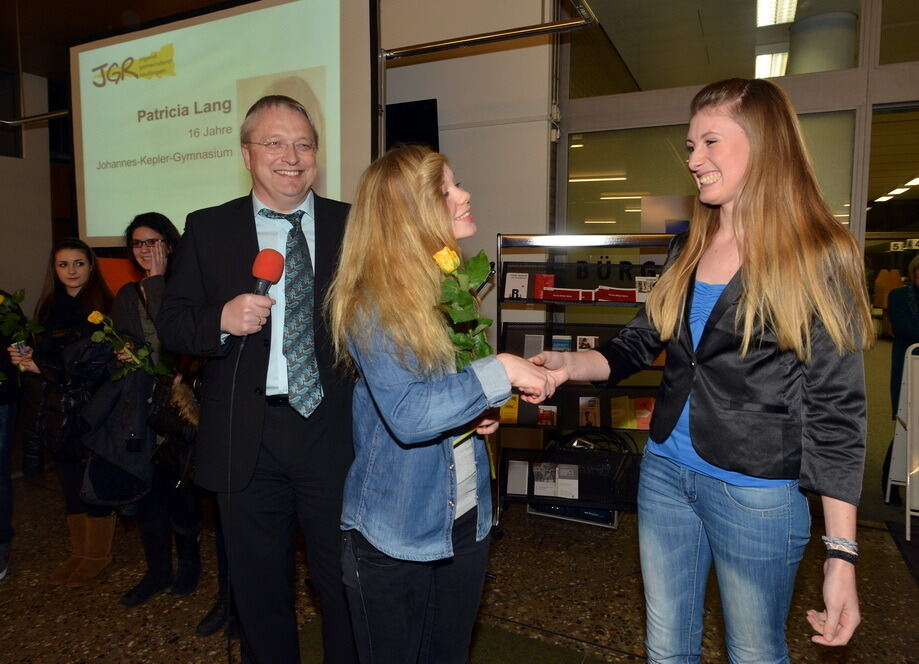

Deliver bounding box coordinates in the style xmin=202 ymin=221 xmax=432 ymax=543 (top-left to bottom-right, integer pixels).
xmin=90 ymin=331 xmax=105 ymax=343
xmin=455 ymin=350 xmax=473 ymax=371
xmin=449 ymin=330 xmax=474 ymax=349
xmin=454 ymin=289 xmax=474 ymax=309
xmin=439 ymin=277 xmax=461 ymax=303
xmin=471 ymin=318 xmax=493 ymax=336
xmin=445 ymin=306 xmax=477 ymax=324
xmin=465 ymin=251 xmax=491 ymax=289
xmin=455 ymin=272 xmax=470 ymax=292
xmin=472 ymin=332 xmax=493 ymax=359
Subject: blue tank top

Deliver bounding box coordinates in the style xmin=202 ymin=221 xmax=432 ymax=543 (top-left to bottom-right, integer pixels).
xmin=649 ymin=280 xmax=792 ymax=487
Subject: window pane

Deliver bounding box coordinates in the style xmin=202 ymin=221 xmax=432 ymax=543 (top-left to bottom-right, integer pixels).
xmin=570 ymin=1 xmax=860 ymax=97
xmin=565 ymin=111 xmax=853 ymax=234
xmin=866 ymin=108 xmax=919 ymax=234
xmin=880 ymin=0 xmax=919 ymax=65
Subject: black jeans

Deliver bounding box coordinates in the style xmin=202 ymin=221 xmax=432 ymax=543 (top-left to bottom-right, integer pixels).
xmin=342 ymin=508 xmax=490 ymax=664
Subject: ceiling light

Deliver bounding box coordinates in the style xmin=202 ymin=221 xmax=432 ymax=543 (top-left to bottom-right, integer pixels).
xmin=757 ymin=0 xmax=797 ymax=27
xmin=624 ymin=208 xmax=641 ymax=213
xmin=600 ymin=195 xmax=642 ymax=200
xmin=569 ymin=176 xmax=627 ymax=183
xmin=584 ymin=219 xmax=617 ymax=224
xmin=755 ymin=52 xmax=788 ymax=78
xmin=833 ymin=213 xmax=849 ymax=218
xmin=875 ymin=196 xmax=893 ymax=202
xmin=887 ymin=188 xmax=909 ymax=195
xmin=906 ymin=178 xmax=919 ymax=186
xmin=569 ymin=143 xmax=584 ymax=149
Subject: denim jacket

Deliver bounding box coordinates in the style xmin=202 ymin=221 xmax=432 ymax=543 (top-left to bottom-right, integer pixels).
xmin=340 ymin=328 xmax=511 ymax=561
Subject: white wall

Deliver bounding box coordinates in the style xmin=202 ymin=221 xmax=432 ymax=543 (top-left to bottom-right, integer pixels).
xmin=382 ymin=0 xmax=556 ymax=324
xmin=0 ymin=74 xmax=51 ymax=317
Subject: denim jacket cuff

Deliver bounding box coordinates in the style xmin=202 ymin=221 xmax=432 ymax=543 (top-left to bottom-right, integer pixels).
xmin=469 ymin=356 xmax=512 ymax=406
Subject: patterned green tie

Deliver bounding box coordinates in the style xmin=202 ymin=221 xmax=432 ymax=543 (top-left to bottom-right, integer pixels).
xmin=258 ymin=207 xmax=323 ymax=417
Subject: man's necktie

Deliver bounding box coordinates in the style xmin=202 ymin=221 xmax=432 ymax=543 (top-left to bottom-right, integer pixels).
xmin=258 ymin=208 xmax=323 ymax=417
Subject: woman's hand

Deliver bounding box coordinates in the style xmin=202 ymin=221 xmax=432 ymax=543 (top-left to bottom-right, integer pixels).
xmin=806 ymin=558 xmax=860 ymax=646
xmin=496 ymin=353 xmax=556 ymax=403
xmin=114 ymin=341 xmax=134 ymax=363
xmin=146 ymin=240 xmax=169 ymax=277
xmin=530 ymin=348 xmax=611 ymax=385
xmin=8 ymin=344 xmax=39 ymax=374
xmin=472 ymin=409 xmax=500 ymax=436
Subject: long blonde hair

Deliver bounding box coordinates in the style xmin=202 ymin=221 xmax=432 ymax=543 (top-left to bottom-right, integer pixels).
xmin=327 ymin=145 xmax=458 ymax=374
xmin=646 ymin=78 xmax=873 ymax=360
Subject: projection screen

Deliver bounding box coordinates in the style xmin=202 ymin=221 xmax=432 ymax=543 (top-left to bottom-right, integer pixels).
xmin=70 ymin=0 xmax=374 ymax=245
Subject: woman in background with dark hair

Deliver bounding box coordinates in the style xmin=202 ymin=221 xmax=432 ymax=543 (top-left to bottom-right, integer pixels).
xmin=8 ymin=238 xmax=114 ymax=587
xmin=111 ymin=212 xmax=205 ymax=608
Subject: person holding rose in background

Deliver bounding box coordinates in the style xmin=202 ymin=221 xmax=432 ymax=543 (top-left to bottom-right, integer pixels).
xmin=8 ymin=238 xmax=114 ymax=587
xmin=109 ymin=213 xmax=209 ymax=611
xmin=326 ymin=145 xmax=556 ymax=663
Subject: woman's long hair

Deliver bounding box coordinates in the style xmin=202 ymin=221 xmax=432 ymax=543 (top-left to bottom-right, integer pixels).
xmin=35 ymin=238 xmax=113 ymax=322
xmin=327 ymin=145 xmax=458 ymax=374
xmin=646 ymin=78 xmax=873 ymax=359
xmin=123 ymin=212 xmax=181 ymax=276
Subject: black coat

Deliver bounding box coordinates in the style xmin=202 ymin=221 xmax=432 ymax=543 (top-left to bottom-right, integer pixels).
xmin=598 ymin=244 xmax=866 ymax=506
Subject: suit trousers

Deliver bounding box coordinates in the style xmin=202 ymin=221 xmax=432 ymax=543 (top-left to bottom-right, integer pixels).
xmin=218 ymin=401 xmax=356 ymax=664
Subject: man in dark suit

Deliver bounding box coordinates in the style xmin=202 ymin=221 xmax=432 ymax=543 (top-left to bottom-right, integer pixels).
xmin=157 ymin=95 xmax=356 ymax=664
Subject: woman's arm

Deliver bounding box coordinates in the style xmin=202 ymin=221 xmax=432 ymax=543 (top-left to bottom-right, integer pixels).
xmin=806 ymin=496 xmax=860 ymax=646
xmin=529 ymin=349 xmax=610 ymax=386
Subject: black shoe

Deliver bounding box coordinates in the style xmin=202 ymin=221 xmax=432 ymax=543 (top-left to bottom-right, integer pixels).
xmin=195 ymin=597 xmax=229 ymax=637
xmin=119 ymin=571 xmax=173 ymax=608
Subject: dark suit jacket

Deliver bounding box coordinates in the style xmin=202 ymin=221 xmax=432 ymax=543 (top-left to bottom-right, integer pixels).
xmin=598 ymin=254 xmax=866 ymax=507
xmin=157 ymin=194 xmax=354 ymax=492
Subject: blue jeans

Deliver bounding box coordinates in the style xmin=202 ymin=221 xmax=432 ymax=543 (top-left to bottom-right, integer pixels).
xmin=0 ymin=403 xmax=14 ymax=558
xmin=638 ymin=450 xmax=810 ymax=664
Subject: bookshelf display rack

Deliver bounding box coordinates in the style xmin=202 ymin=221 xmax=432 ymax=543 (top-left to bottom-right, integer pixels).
xmin=494 ymin=233 xmax=673 ymax=528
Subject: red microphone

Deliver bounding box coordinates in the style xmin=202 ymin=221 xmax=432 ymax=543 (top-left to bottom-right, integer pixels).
xmin=252 ymin=249 xmax=284 ymax=295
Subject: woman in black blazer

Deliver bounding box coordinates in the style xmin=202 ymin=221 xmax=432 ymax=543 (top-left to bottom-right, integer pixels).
xmin=533 ymin=78 xmax=873 ymax=662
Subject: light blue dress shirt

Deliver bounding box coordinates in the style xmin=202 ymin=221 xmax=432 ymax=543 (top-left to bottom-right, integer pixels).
xmin=252 ymin=191 xmax=317 ymax=397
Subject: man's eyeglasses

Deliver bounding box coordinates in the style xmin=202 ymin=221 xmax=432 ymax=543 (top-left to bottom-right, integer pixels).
xmin=129 ymin=239 xmax=163 ymax=248
xmin=245 ymin=140 xmax=317 ymax=154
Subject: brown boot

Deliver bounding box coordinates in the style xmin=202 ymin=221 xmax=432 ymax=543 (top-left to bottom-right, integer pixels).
xmin=49 ymin=514 xmax=87 ymax=585
xmin=66 ymin=514 xmax=115 ymax=587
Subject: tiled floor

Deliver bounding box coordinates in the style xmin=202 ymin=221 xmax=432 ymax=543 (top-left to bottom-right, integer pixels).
xmin=1 ymin=469 xmax=917 ymax=664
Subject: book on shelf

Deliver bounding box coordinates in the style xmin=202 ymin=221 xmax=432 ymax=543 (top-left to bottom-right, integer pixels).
xmin=576 ymin=335 xmax=599 ymax=351
xmin=498 ymin=394 xmax=519 ymax=424
xmin=635 ymin=276 xmax=659 ymax=303
xmin=634 ymin=396 xmax=656 ymax=430
xmin=506 ymin=459 xmax=529 ymax=495
xmin=551 ymin=335 xmax=572 ymax=351
xmin=523 ymin=334 xmax=544 ymax=359
xmin=504 ymin=272 xmax=529 ymax=299
xmin=532 ymin=462 xmax=579 ymax=499
xmin=541 ymin=287 xmax=580 ymax=301
xmin=610 ymin=395 xmax=636 ymax=429
xmin=595 ymin=285 xmax=636 ymax=302
xmin=578 ymin=396 xmax=600 ymax=428
xmin=535 ymin=405 xmax=557 ymax=426
xmin=532 ymin=462 xmax=557 ymax=497
xmin=533 ymin=273 xmax=555 ymax=299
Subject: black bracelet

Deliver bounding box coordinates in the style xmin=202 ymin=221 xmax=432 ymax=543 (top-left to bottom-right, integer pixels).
xmin=826 ymin=549 xmax=858 ymax=565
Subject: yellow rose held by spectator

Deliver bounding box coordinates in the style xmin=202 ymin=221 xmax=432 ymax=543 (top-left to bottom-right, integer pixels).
xmin=87 ymin=310 xmax=105 ymax=325
xmin=432 ymin=247 xmax=460 ymax=274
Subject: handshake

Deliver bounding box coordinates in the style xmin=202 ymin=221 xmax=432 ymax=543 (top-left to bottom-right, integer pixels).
xmin=496 ymin=349 xmax=601 ymax=404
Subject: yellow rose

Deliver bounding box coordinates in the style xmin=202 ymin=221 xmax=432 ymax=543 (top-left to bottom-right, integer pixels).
xmin=432 ymin=247 xmax=460 ymax=274
xmin=0 ymin=294 xmax=5 ymax=306
xmin=87 ymin=311 xmax=105 ymax=325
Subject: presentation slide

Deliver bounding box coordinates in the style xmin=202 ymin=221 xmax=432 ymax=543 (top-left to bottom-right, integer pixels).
xmin=70 ymin=0 xmax=372 ymax=245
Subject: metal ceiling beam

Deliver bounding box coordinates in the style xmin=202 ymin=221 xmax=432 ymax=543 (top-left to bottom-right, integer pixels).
xmin=383 ymin=0 xmax=596 ymax=61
